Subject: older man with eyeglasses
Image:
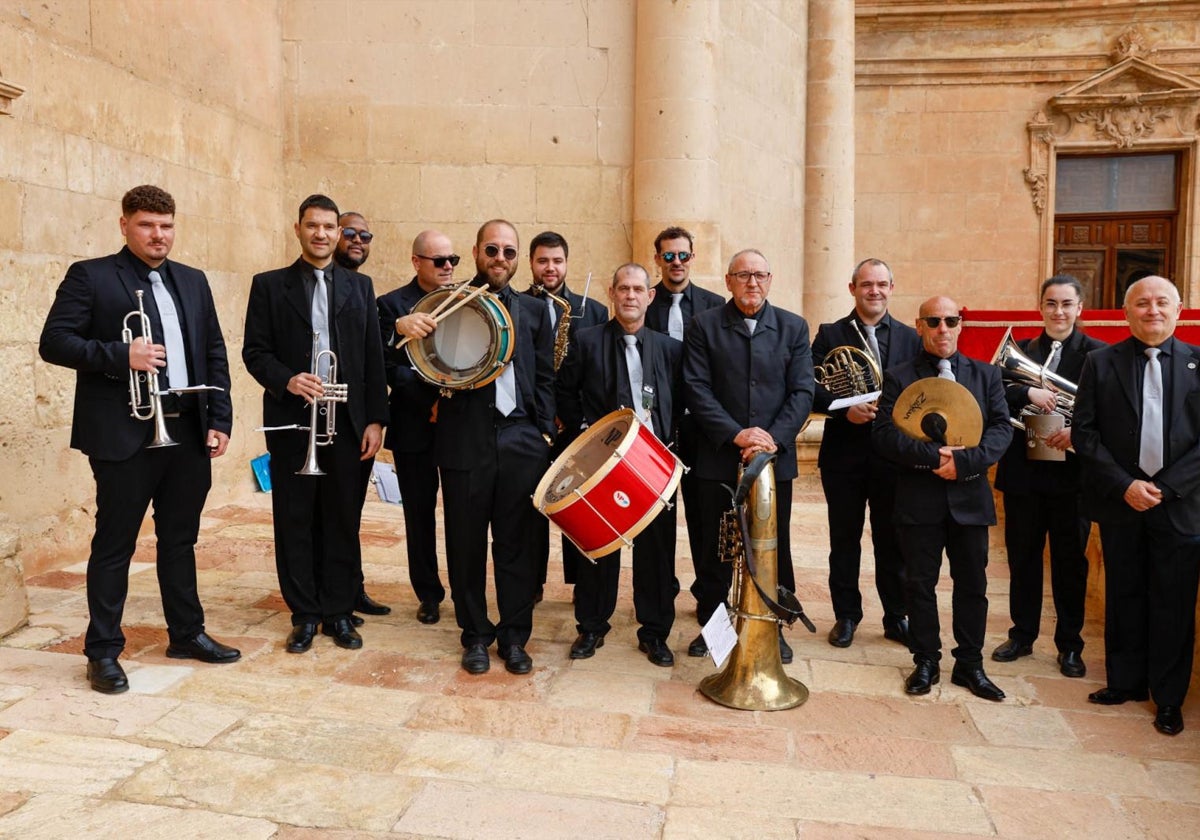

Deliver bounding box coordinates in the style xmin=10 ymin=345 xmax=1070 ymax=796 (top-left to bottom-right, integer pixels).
xmin=682 ymin=248 xmax=814 ymax=663
xmin=872 ymin=296 xmax=1013 ymax=701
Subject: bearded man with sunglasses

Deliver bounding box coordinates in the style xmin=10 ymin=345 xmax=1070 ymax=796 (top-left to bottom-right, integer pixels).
xmin=378 ymin=229 xmax=460 ymax=626
xmin=645 ymin=227 xmax=724 ymax=617
xmin=432 ymin=219 xmax=557 ymax=675
xmin=872 ymin=297 xmax=1012 ymax=701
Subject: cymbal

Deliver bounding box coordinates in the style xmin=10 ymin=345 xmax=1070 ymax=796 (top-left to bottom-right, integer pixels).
xmin=892 ymin=378 xmax=983 ymax=446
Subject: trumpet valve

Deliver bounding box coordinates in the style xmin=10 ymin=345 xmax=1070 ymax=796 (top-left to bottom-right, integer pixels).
xmin=323 ymin=383 xmax=349 ymax=402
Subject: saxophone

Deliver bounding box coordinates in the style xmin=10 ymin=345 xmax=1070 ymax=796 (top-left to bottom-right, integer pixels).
xmin=530 ymin=282 xmax=573 ymax=370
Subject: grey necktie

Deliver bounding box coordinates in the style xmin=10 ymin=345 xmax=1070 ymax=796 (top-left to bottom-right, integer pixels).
xmin=147 ymin=270 xmax=189 ymax=389
xmin=668 ymin=293 xmax=684 ymax=341
xmin=1140 ymin=347 xmax=1164 ymax=476
xmin=744 ymin=318 xmax=757 ymax=335
xmin=312 ymin=268 xmax=331 ymax=380
xmin=496 ymin=362 xmax=517 ymax=416
xmin=547 ymin=295 xmax=557 ymax=329
xmin=863 ymin=323 xmax=882 ymax=366
xmin=1045 ymin=340 xmax=1063 ymax=374
xmin=624 ymin=333 xmax=646 ymax=429
xmin=936 ymin=358 xmax=955 ymax=381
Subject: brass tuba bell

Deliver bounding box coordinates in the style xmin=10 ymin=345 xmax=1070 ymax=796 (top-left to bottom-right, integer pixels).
xmin=699 ymin=453 xmax=810 ymax=711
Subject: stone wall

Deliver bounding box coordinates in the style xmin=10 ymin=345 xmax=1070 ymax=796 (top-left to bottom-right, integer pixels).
xmin=0 ymin=0 xmax=286 ymax=579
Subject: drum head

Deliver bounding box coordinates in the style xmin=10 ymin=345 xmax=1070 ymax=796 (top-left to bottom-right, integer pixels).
xmin=423 ymin=304 xmax=493 ymax=377
xmin=538 ymin=411 xmax=634 ymax=506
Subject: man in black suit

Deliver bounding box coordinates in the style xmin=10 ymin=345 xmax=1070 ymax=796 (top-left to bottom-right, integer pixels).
xmin=1074 ymin=275 xmax=1200 ymax=737
xmin=813 ymin=258 xmax=921 ymax=649
xmin=434 ymin=220 xmax=557 ymax=676
xmin=556 ymin=263 xmax=683 ymax=666
xmin=872 ymin=296 xmax=1012 ymax=701
xmin=378 ymin=229 xmax=458 ymax=625
xmin=243 ymin=194 xmax=388 ymax=654
xmin=992 ymin=274 xmax=1105 ymax=678
xmin=39 ymin=185 xmax=240 ymax=694
xmin=683 ymin=248 xmax=814 ymax=663
xmin=333 ymin=210 xmax=391 ymax=622
xmin=523 ymin=230 xmax=608 ymax=594
xmin=645 ymin=227 xmax=724 ymax=604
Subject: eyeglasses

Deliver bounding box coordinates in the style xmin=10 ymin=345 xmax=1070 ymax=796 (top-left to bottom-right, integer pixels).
xmin=1041 ymin=300 xmax=1079 ymax=312
xmin=416 ymin=254 xmax=461 ymax=269
xmin=729 ymin=271 xmax=771 ymax=285
xmin=920 ymin=316 xmax=962 ymax=328
xmin=661 ymin=251 xmax=692 ymax=264
xmin=483 ymin=244 xmax=519 ymax=261
xmin=341 ymin=228 xmax=373 ymax=243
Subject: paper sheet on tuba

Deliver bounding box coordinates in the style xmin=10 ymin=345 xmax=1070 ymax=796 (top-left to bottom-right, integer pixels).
xmin=828 ymin=390 xmax=881 ymax=411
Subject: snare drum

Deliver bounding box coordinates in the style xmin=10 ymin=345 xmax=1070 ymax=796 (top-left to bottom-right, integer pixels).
xmin=406 ymin=285 xmax=514 ymax=390
xmin=533 ymin=408 xmax=684 ymax=560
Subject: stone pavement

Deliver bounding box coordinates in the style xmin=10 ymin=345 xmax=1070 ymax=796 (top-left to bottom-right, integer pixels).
xmin=1 ymin=475 xmax=1197 ymax=838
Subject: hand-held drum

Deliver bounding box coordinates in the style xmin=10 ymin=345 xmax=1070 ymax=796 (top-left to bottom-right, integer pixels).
xmin=533 ymin=408 xmax=684 ymax=560
xmin=404 ymin=285 xmax=514 ymax=391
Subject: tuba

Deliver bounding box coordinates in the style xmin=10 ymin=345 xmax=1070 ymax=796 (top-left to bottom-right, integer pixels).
xmin=699 ymin=453 xmax=813 ymax=712
xmin=529 ymin=282 xmax=572 ymax=370
xmin=990 ymin=327 xmax=1076 ymax=433
xmin=256 ymin=332 xmax=348 ymax=476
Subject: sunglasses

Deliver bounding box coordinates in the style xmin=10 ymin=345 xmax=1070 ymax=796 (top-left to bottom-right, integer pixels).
xmin=416 ymin=254 xmax=461 ymax=268
xmin=341 ymin=228 xmax=374 ymax=243
xmin=660 ymin=251 xmax=692 ymax=264
xmin=921 ymin=316 xmax=962 ymax=328
xmin=484 ymin=244 xmax=519 ymax=261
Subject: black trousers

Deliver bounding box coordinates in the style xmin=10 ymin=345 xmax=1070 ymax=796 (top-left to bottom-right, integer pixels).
xmin=897 ymin=521 xmax=989 ymax=666
xmin=1001 ymin=491 xmax=1089 ymax=653
xmin=1097 ymin=509 xmax=1200 ymax=707
xmin=678 ymin=415 xmax=705 ymax=596
xmin=573 ymin=497 xmax=677 ymax=642
xmin=394 ymin=447 xmax=445 ymax=605
xmin=267 ymin=415 xmax=367 ymax=626
xmin=85 ymin=414 xmax=211 ymax=660
xmin=693 ymin=476 xmax=795 ymax=626
xmin=822 ymin=458 xmax=907 ymax=626
xmin=441 ymin=422 xmax=550 ymax=649
xmin=534 ymin=517 xmax=582 ymax=586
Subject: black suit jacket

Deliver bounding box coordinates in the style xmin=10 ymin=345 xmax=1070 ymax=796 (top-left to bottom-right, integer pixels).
xmin=993 ymin=328 xmax=1107 ymax=496
xmin=645 ymin=281 xmax=724 ymax=336
xmin=872 ymin=353 xmax=1012 ymax=526
xmin=812 ymin=311 xmax=922 ymax=473
xmin=683 ymin=300 xmax=814 ymax=482
xmin=1074 ymin=335 xmax=1200 ymax=532
xmin=39 ymin=247 xmax=233 ymax=461
xmin=525 ymin=283 xmax=608 ymax=330
xmin=556 ymin=320 xmax=682 ymax=447
xmin=377 ymin=278 xmax=441 ymax=453
xmin=434 ymin=276 xmax=557 ymax=470
xmin=242 ymin=258 xmax=388 ymax=438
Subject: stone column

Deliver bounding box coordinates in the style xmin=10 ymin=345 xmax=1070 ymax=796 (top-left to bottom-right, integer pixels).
xmin=804 ymin=0 xmax=856 ymax=325
xmin=632 ymin=0 xmax=721 ymax=281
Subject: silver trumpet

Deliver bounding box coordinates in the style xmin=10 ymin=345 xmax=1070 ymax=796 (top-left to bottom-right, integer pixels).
xmin=122 ymin=289 xmax=224 ymax=449
xmin=257 ymin=332 xmax=348 ymax=476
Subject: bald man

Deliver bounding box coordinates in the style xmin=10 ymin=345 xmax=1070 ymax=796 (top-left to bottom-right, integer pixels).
xmin=378 ymin=229 xmax=460 ymax=625
xmin=872 ymin=296 xmax=1012 ymax=701
xmin=1074 ymin=275 xmax=1200 ymax=736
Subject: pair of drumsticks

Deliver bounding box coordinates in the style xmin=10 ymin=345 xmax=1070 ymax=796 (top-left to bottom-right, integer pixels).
xmin=394 ymin=282 xmax=491 ymax=350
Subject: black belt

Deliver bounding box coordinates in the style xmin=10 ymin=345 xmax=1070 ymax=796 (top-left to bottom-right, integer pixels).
xmin=159 ymin=392 xmax=198 ymax=417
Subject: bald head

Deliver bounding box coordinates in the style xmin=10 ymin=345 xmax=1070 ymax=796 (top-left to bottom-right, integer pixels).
xmin=916 ymin=295 xmax=962 ymax=359
xmin=1124 ymin=275 xmax=1181 ymax=347
xmin=411 ymin=229 xmax=457 ymax=292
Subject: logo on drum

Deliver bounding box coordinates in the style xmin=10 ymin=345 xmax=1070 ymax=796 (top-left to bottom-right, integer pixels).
xmin=612 ymin=490 xmax=631 ymax=508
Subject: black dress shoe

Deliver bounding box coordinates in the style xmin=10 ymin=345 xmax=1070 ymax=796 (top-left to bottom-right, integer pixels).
xmin=350 ymin=614 xmax=365 ymax=627
xmin=1057 ymin=650 xmax=1087 ymax=678
xmin=1154 ymin=705 xmax=1184 ymax=736
xmin=951 ymin=664 xmax=1005 ymax=701
xmin=828 ymin=618 xmax=856 ymax=648
xmin=638 ymin=638 xmax=674 ymax=667
xmin=991 ymin=638 xmax=1033 ymax=662
xmin=417 ymin=601 xmax=440 ymax=625
xmin=322 ymin=618 xmax=363 ymax=650
xmin=778 ymin=631 xmax=793 ymax=664
xmin=461 ymin=642 xmax=490 ymax=674
xmin=883 ymin=618 xmax=910 ymax=646
xmin=687 ymin=633 xmax=708 ymax=657
xmin=355 ymin=592 xmax=391 ymax=616
xmin=569 ymin=632 xmax=605 ymax=659
xmin=286 ymin=622 xmax=318 ymax=654
xmin=166 ymin=631 xmax=241 ymax=664
xmin=500 ymin=644 xmax=533 ymax=675
xmin=1088 ymin=686 xmax=1149 ymax=705
xmin=86 ymin=658 xmax=129 ymax=694
xmin=904 ymin=660 xmax=940 ymax=695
